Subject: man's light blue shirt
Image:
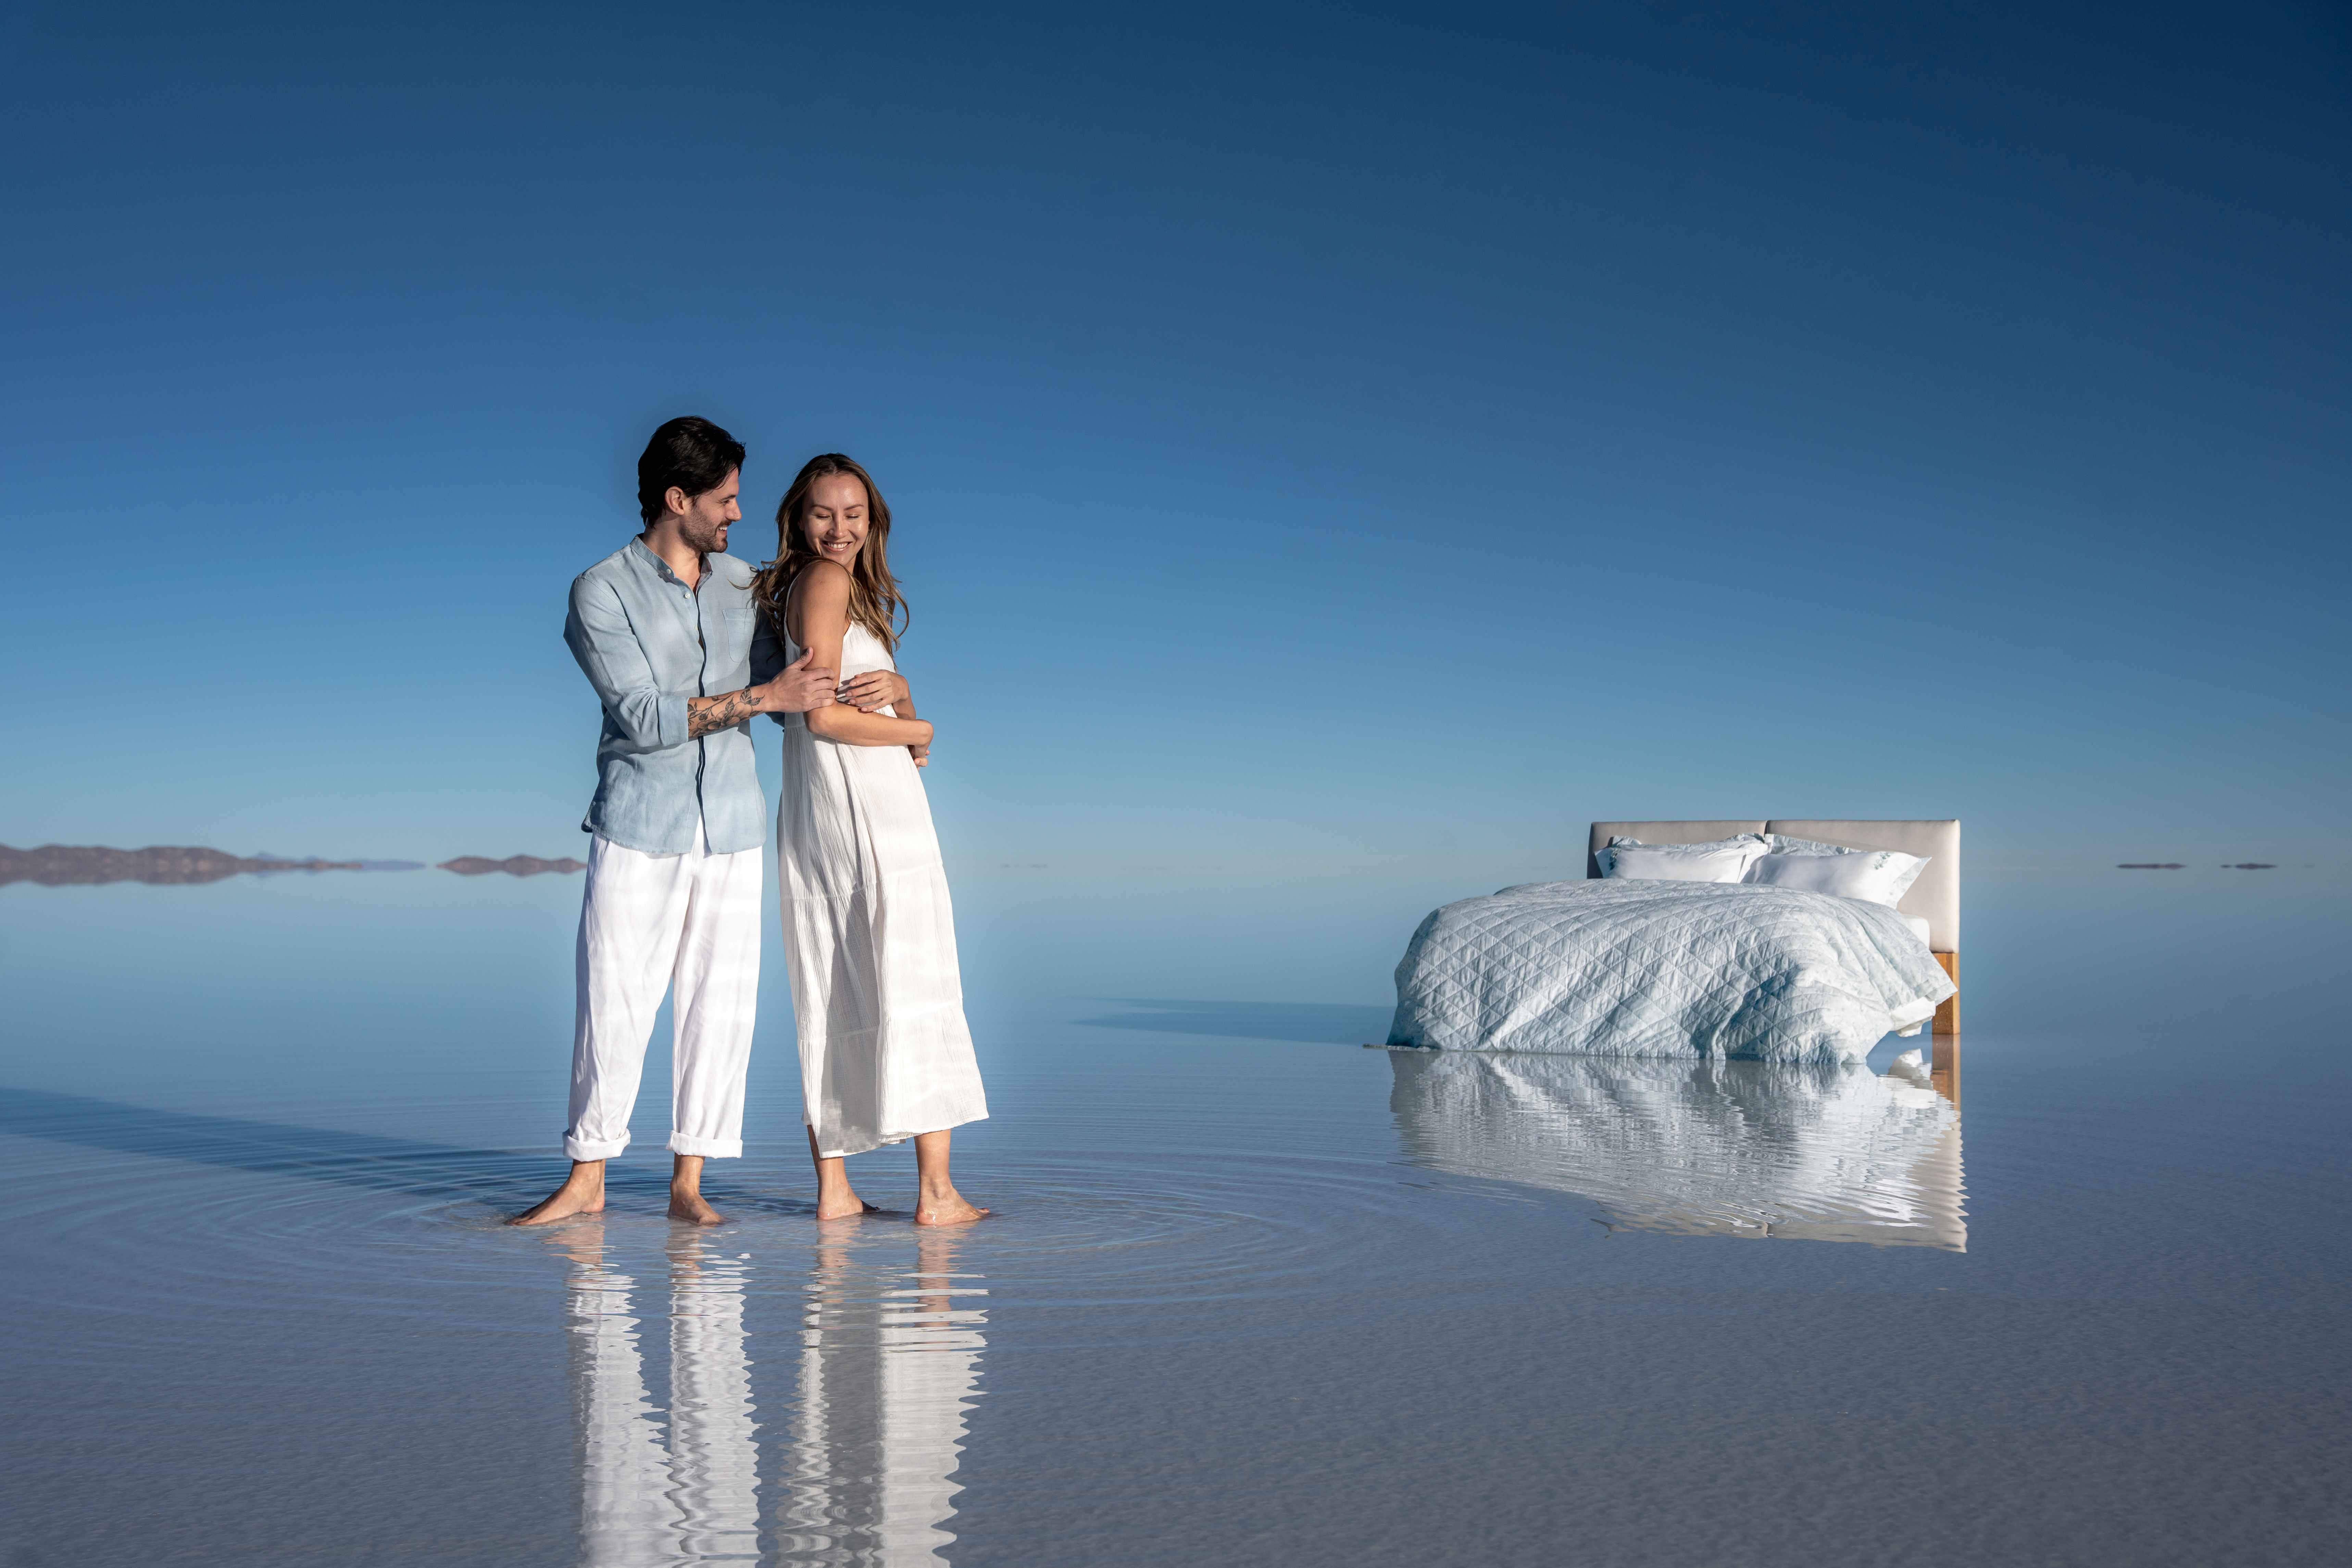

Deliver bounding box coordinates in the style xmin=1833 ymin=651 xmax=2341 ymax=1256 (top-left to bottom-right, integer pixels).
xmin=563 ymin=538 xmax=767 ymax=856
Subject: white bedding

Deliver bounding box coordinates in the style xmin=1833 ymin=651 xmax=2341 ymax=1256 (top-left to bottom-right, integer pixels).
xmin=1389 ymin=879 xmax=1957 ymax=1063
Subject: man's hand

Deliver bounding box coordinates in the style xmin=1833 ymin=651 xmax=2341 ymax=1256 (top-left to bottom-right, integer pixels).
xmin=909 ymin=742 xmax=930 ymax=769
xmin=840 ymin=670 xmax=911 ymax=713
xmin=761 ymin=649 xmax=838 ymax=713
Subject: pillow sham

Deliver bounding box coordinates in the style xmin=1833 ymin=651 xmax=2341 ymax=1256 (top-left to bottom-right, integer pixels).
xmin=1603 ymin=835 xmax=1770 ymax=883
xmin=1745 ymin=847 xmax=1929 ymax=908
xmin=1760 ymin=834 xmax=1931 ymax=901
xmin=1599 ymin=833 xmax=1767 ymax=874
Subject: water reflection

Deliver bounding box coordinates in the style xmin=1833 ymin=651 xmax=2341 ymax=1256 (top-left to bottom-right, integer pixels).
xmin=1390 ymin=1045 xmax=1966 ymax=1249
xmin=779 ymin=1230 xmax=987 ymax=1566
xmin=559 ymin=1223 xmax=762 ymax=1565
xmin=552 ymin=1225 xmax=986 ymax=1566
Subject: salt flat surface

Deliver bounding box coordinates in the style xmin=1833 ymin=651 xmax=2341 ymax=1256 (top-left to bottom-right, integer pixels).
xmin=2 ymin=869 xmax=2346 ymax=1565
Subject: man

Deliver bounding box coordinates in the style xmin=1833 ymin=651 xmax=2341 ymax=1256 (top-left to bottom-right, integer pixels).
xmin=513 ymin=416 xmax=836 ymax=1226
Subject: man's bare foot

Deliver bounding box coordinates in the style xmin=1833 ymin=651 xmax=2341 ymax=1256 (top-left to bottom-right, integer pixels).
xmin=914 ymin=1188 xmax=990 ymax=1226
xmin=511 ymin=1162 xmax=606 ymax=1226
xmin=665 ymin=1153 xmax=724 ymax=1225
xmin=815 ymin=1190 xmax=880 ymax=1221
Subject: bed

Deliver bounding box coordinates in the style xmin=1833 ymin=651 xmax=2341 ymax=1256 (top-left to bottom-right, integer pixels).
xmin=1386 ymin=819 xmax=1960 ymax=1063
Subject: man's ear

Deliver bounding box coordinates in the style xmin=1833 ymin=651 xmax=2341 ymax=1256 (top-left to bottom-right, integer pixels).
xmin=663 ymin=485 xmax=691 ymax=519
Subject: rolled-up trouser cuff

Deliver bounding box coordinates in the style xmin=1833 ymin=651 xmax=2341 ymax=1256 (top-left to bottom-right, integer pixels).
xmin=668 ymin=1133 xmax=742 ymax=1158
xmin=565 ymin=1133 xmax=630 ymax=1162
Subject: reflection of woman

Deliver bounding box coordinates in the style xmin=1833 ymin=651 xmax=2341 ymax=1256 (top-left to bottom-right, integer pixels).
xmin=751 ymin=455 xmax=988 ymax=1225
xmin=783 ymin=1227 xmax=986 ymax=1562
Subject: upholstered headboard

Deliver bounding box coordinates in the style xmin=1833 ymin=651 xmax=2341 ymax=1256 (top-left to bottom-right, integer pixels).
xmin=1586 ymin=819 xmax=1960 ymax=953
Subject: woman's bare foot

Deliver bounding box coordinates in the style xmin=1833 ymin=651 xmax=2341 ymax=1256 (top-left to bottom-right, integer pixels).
xmin=808 ymin=1128 xmax=876 ymax=1221
xmin=914 ymin=1187 xmax=990 ymax=1226
xmin=511 ymin=1160 xmax=606 ymax=1226
xmin=911 ymin=1128 xmax=987 ymax=1225
xmin=668 ymin=1153 xmax=724 ymax=1225
xmin=815 ymin=1190 xmax=879 ymax=1221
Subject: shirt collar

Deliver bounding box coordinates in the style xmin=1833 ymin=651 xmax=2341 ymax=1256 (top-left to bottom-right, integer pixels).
xmin=628 ymin=535 xmax=705 ymax=591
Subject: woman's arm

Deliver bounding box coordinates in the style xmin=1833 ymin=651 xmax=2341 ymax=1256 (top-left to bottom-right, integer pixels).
xmin=791 ymin=563 xmax=935 ymax=749
xmin=893 ymin=688 xmax=929 ymax=767
xmin=751 ymin=609 xmax=839 ymax=727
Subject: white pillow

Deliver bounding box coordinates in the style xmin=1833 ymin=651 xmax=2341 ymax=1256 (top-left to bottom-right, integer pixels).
xmin=1761 ymin=835 xmax=1931 ymax=901
xmin=1598 ymin=833 xmax=1766 ymax=877
xmin=1605 ymin=838 xmax=1769 ymax=883
xmin=1745 ymin=849 xmax=1928 ymax=908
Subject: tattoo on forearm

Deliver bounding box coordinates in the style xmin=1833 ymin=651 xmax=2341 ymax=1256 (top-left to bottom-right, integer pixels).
xmin=688 ymin=688 xmax=759 ymax=738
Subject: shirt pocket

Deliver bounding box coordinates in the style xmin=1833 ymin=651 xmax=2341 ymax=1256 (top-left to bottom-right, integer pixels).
xmin=720 ymin=604 xmax=757 ymax=666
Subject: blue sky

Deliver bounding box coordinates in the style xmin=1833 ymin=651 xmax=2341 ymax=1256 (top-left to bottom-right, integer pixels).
xmin=4 ymin=0 xmax=2347 ymax=906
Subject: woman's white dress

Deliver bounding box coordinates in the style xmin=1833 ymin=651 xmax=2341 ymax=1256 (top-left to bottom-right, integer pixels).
xmin=776 ymin=620 xmax=987 ymax=1157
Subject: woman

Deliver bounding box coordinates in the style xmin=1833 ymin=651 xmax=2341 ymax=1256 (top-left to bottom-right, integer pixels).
xmin=750 ymin=454 xmax=989 ymax=1225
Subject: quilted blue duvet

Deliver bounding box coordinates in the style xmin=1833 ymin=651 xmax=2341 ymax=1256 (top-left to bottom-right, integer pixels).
xmin=1387 ymin=879 xmax=1957 ymax=1063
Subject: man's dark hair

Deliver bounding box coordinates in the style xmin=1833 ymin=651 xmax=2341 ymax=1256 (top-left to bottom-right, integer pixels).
xmin=636 ymin=416 xmax=746 ymax=524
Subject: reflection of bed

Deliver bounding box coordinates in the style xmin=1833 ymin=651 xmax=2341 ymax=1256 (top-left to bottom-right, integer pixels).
xmin=1386 ymin=819 xmax=1960 ymax=1062
xmin=1390 ymin=1049 xmax=1966 ymax=1250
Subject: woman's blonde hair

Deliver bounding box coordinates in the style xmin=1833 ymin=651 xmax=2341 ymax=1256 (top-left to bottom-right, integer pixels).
xmin=751 ymin=453 xmax=905 ymax=653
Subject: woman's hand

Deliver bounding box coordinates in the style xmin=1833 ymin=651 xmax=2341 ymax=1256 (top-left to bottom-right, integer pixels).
xmin=839 ymin=670 xmax=911 ymax=712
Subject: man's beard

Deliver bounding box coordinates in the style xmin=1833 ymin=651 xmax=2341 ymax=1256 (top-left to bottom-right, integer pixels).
xmin=681 ymin=518 xmax=728 ymax=555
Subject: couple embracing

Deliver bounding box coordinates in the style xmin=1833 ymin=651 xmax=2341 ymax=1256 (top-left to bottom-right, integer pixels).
xmin=512 ymin=416 xmax=987 ymax=1229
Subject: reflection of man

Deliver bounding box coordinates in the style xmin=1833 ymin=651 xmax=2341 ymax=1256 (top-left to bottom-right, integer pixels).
xmin=514 ymin=416 xmax=836 ymax=1226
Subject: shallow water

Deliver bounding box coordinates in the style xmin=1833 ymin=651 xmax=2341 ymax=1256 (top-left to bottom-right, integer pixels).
xmin=2 ymin=868 xmax=2348 ymax=1565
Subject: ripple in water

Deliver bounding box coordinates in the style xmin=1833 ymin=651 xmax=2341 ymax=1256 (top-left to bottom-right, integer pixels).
xmin=0 ymin=1081 xmax=1457 ymax=1336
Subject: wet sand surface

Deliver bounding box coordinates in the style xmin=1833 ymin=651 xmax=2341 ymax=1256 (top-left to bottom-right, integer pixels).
xmin=2 ymin=870 xmax=2346 ymax=1565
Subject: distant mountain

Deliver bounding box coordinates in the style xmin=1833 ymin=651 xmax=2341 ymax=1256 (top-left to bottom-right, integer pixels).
xmin=253 ymin=853 xmax=425 ymax=871
xmin=438 ymin=855 xmax=585 ymax=877
xmin=0 ymin=845 xmax=365 ymax=887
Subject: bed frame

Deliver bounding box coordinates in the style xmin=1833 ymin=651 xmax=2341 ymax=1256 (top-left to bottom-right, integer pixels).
xmin=1587 ymin=819 xmax=1961 ymax=1037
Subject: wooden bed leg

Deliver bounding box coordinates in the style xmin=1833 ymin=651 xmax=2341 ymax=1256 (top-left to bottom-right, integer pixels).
xmin=1931 ymin=952 xmax=1959 ymax=1037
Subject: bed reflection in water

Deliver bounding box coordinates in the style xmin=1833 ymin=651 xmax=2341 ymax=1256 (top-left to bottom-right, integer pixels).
xmin=1389 ymin=1044 xmax=1966 ymax=1250
xmin=552 ymin=1222 xmax=985 ymax=1566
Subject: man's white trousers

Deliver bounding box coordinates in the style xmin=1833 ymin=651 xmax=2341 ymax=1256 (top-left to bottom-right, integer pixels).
xmin=565 ymin=825 xmax=762 ymax=1162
